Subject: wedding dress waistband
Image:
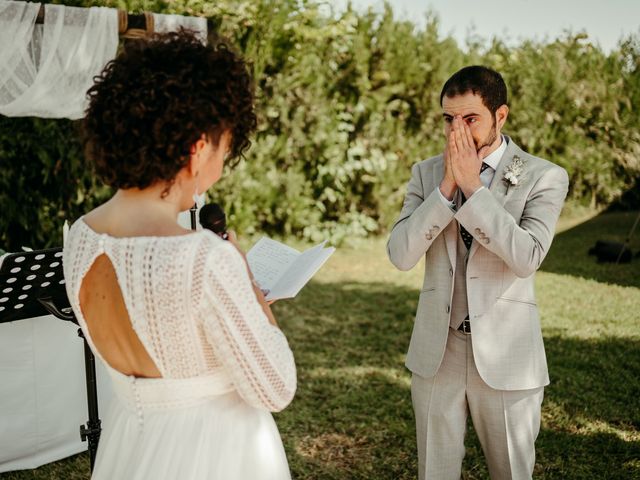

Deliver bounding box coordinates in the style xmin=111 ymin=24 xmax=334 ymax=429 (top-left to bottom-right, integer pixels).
xmin=110 ymin=369 xmax=235 ymax=412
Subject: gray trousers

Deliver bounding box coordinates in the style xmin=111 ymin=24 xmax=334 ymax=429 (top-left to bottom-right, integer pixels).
xmin=411 ymin=328 xmax=544 ymax=480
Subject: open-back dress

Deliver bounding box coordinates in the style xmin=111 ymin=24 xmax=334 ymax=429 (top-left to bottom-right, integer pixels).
xmin=63 ymin=218 xmax=296 ymax=479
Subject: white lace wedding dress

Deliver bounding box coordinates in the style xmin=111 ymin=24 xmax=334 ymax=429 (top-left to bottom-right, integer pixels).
xmin=63 ymin=219 xmax=296 ymax=479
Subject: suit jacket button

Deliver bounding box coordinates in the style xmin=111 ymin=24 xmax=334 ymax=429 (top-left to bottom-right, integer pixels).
xmin=446 ymin=305 xmax=450 ymax=313
xmin=474 ymin=227 xmax=482 ymax=234
xmin=425 ymin=233 xmax=433 ymax=240
xmin=449 ymin=267 xmax=453 ymax=276
xmin=433 ymin=226 xmax=440 ymax=232
xmin=483 ymin=238 xmax=490 ymax=244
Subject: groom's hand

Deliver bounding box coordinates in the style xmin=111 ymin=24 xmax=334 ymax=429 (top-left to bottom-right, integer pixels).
xmin=439 ymin=135 xmax=457 ymax=201
xmin=450 ymin=116 xmax=484 ymax=198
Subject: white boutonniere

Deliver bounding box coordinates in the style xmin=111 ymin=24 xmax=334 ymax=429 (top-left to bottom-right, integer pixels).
xmin=502 ymin=155 xmax=526 ymax=192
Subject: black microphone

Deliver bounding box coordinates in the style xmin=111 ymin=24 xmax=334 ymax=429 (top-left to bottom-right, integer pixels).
xmin=199 ymin=203 xmax=229 ymax=240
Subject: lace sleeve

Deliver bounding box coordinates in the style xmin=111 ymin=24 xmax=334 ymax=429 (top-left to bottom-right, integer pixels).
xmin=200 ymin=239 xmax=296 ymax=412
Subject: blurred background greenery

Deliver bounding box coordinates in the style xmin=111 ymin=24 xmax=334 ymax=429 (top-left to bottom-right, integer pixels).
xmin=1 ymin=0 xmax=639 ymax=249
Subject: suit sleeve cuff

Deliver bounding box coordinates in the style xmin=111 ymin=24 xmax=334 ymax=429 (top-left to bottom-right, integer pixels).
xmin=466 ymin=185 xmax=486 ymax=201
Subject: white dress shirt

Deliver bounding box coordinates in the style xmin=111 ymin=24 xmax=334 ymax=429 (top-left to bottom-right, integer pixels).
xmin=438 ymin=136 xmax=508 ymax=210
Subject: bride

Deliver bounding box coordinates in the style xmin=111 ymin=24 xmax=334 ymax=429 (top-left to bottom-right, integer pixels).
xmin=63 ymin=30 xmax=296 ymax=479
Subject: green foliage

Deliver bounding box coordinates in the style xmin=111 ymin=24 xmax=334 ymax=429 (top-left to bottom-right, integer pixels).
xmin=1 ymin=0 xmax=639 ymax=250
xmin=494 ymin=33 xmax=640 ymax=208
xmin=0 ymin=117 xmax=111 ymax=250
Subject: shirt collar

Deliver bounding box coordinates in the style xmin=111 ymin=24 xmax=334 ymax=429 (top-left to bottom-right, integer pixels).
xmin=483 ymin=135 xmax=507 ymax=171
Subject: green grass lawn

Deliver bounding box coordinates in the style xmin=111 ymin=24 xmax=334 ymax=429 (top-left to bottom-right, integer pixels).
xmin=2 ymin=210 xmax=639 ymax=479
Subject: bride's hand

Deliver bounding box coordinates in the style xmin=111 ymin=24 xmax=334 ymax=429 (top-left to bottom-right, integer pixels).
xmin=259 ymin=289 xmax=276 ymax=305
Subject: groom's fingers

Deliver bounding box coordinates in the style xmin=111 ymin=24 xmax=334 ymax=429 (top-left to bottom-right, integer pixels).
xmin=449 ymin=129 xmax=458 ymax=156
xmin=446 ymin=128 xmax=456 ymax=153
xmin=454 ymin=117 xmax=469 ymax=152
xmin=463 ymin=119 xmax=477 ymax=154
xmin=443 ymin=138 xmax=449 ymax=162
xmin=455 ymin=117 xmax=470 ymax=151
xmin=462 ymin=121 xmax=475 ymax=151
xmin=454 ymin=126 xmax=466 ymax=156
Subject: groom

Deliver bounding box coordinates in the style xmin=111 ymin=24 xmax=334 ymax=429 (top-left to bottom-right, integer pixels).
xmin=387 ymin=66 xmax=569 ymax=479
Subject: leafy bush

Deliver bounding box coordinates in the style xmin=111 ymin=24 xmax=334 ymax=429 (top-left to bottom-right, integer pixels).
xmin=1 ymin=0 xmax=638 ymax=250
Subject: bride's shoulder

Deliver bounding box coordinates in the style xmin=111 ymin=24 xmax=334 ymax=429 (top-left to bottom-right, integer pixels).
xmin=194 ymin=231 xmax=244 ymax=268
xmin=195 ymin=230 xmax=235 ymax=255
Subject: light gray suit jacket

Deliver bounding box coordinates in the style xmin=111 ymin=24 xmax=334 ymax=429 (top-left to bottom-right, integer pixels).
xmin=387 ymin=137 xmax=569 ymax=390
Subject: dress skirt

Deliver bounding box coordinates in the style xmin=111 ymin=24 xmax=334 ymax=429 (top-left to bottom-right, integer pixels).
xmin=92 ymin=369 xmax=291 ymax=480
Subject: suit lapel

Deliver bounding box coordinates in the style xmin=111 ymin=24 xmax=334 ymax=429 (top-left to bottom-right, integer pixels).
xmin=488 ymin=137 xmax=518 ymax=199
xmin=444 ymin=220 xmax=458 ymax=270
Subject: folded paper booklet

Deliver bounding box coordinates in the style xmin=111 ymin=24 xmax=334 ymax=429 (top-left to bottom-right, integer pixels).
xmin=246 ymin=237 xmax=335 ymax=301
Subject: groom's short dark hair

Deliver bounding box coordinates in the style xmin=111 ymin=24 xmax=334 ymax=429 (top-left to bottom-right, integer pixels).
xmin=440 ymin=66 xmax=508 ymax=115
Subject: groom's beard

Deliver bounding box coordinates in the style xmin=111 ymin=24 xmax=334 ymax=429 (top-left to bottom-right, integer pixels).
xmin=474 ymin=120 xmax=498 ymax=153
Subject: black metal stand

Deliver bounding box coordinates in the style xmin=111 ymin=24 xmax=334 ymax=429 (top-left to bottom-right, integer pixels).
xmin=0 ymin=247 xmax=101 ymax=471
xmin=79 ymin=329 xmax=101 ymax=469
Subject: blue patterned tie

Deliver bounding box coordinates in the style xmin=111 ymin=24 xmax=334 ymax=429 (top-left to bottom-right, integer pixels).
xmin=460 ymin=162 xmax=490 ymax=249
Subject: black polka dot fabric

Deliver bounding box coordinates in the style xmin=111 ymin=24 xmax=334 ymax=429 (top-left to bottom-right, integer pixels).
xmin=460 ymin=227 xmax=474 ymax=249
xmin=0 ymin=248 xmax=68 ymax=322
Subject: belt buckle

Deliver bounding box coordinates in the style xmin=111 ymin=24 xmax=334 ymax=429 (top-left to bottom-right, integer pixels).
xmin=459 ymin=320 xmax=471 ymax=335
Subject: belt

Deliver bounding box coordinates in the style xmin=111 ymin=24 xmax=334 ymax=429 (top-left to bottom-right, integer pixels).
xmin=110 ymin=369 xmax=235 ymax=412
xmin=457 ymin=319 xmax=471 ymax=334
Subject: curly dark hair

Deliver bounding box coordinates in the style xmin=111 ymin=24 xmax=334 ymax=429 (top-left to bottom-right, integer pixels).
xmin=83 ymin=29 xmax=256 ymax=192
xmin=440 ymin=65 xmax=508 ymax=115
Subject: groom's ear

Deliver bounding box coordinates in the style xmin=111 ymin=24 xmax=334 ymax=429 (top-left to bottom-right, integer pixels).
xmin=496 ymin=105 xmax=509 ymax=131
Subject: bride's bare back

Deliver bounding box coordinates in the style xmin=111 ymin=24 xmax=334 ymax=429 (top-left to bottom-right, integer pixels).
xmin=77 ymin=204 xmax=189 ymax=379
xmin=80 ymin=253 xmax=161 ymax=378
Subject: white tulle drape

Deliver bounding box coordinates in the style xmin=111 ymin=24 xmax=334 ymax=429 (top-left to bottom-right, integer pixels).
xmin=0 ymin=1 xmax=209 ymax=120
xmin=0 ymin=1 xmax=118 ymax=119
